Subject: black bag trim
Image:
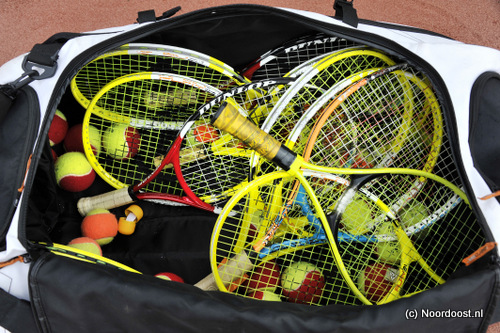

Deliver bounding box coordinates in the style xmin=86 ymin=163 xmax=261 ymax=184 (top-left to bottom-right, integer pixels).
xmin=469 ymin=72 xmax=500 ymax=201
xmin=0 ymin=86 xmax=39 ymax=250
xmin=0 ymin=287 xmax=38 ymax=333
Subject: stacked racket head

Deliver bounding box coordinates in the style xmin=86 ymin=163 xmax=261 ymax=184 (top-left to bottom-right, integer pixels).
xmin=200 ymin=35 xmax=486 ymax=306
xmin=69 ymin=34 xmax=486 ymax=306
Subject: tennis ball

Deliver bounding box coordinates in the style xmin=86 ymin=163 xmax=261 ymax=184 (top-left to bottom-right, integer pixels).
xmin=341 ymin=197 xmax=373 ymax=235
xmin=81 ymin=208 xmax=118 ymax=245
xmin=193 ymin=124 xmax=219 ymax=143
xmin=64 ymin=124 xmax=101 ymax=156
xmin=247 ymin=290 xmax=282 ymax=302
xmin=400 ymin=201 xmax=430 ymax=238
xmin=54 ymin=152 xmax=96 ymax=192
xmin=340 ymin=152 xmax=373 ymax=169
xmin=155 ymin=272 xmax=185 ymax=283
xmin=243 ymin=260 xmax=281 ymax=292
xmin=281 ymin=261 xmax=325 ymax=304
xmin=374 ymin=223 xmax=401 ymax=264
xmin=103 ymin=124 xmax=140 ymax=160
xmin=67 ymin=237 xmax=102 ymax=256
xmin=48 ymin=109 xmax=68 ymax=146
xmin=357 ymin=262 xmax=398 ymax=303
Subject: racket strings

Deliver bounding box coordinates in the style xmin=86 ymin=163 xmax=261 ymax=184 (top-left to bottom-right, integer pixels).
xmin=85 ymin=74 xmax=220 ymax=194
xmin=73 ymin=46 xmax=247 ymax=109
xmin=178 ymin=82 xmax=294 ymax=203
xmin=333 ymin=174 xmax=484 ymax=304
xmin=256 ymin=52 xmax=397 ymax=178
xmin=214 ymin=174 xmax=364 ymax=306
xmin=246 ymin=35 xmax=359 ymax=81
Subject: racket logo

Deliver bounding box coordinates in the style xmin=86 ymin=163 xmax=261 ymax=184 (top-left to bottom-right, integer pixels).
xmin=393 ymin=263 xmax=409 ymax=292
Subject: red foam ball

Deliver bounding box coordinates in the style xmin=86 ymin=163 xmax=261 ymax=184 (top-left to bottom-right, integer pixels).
xmin=357 ymin=262 xmax=397 ymax=303
xmin=155 ymin=272 xmax=185 ymax=283
xmin=64 ymin=123 xmax=101 ymax=156
xmin=243 ymin=260 xmax=281 ymax=292
xmin=281 ymin=262 xmax=325 ymax=304
xmin=48 ymin=110 xmax=68 ymax=146
xmin=64 ymin=124 xmax=84 ymax=153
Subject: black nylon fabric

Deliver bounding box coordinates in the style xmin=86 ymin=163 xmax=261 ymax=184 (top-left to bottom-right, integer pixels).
xmin=469 ymin=72 xmax=500 ymax=195
xmin=0 ymin=87 xmax=39 ymax=250
xmin=29 ymin=252 xmax=495 ymax=333
xmin=0 ymin=288 xmax=38 ymax=333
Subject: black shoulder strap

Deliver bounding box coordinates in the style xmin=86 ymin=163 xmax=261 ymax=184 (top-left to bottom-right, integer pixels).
xmin=0 ymin=288 xmax=38 ymax=332
xmin=0 ymin=32 xmax=80 ymax=124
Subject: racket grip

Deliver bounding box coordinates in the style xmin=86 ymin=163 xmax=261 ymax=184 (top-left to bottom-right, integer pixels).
xmin=194 ymin=251 xmax=254 ymax=291
xmin=77 ymin=187 xmax=134 ymax=216
xmin=212 ymin=102 xmax=297 ymax=170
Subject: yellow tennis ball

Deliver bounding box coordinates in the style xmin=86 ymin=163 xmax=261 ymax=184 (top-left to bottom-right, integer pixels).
xmin=280 ymin=261 xmax=325 ymax=304
xmin=400 ymin=201 xmax=430 ymax=238
xmin=341 ymin=198 xmax=373 ymax=235
xmin=103 ymin=124 xmax=141 ymax=160
xmin=54 ymin=152 xmax=96 ymax=192
xmin=247 ymin=290 xmax=282 ymax=302
xmin=374 ymin=223 xmax=401 ymax=264
xmin=67 ymin=237 xmax=102 ymax=256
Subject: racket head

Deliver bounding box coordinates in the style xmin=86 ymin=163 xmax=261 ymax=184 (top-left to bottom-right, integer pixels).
xmin=71 ymin=44 xmax=248 ymax=109
xmin=210 ymin=170 xmax=367 ymax=306
xmin=179 ymin=77 xmax=299 ymax=205
xmin=241 ymin=33 xmax=360 ymax=80
xmin=327 ymin=172 xmax=485 ymax=305
xmin=82 ymin=72 xmax=222 ymax=194
xmin=253 ymin=48 xmax=397 ymax=177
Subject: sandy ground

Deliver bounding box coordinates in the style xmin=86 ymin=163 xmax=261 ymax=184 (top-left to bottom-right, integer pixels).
xmin=0 ymin=0 xmax=498 ymax=66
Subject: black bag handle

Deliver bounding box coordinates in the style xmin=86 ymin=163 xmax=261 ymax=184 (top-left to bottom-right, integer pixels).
xmin=0 ymin=32 xmax=80 ymax=124
xmin=334 ymin=0 xmax=359 ymax=27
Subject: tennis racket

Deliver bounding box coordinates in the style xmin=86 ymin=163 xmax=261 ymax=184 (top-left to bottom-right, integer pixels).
xmin=77 ymin=77 xmax=296 ymax=215
xmin=196 ymin=162 xmax=482 ymax=306
xmin=71 ymin=43 xmax=249 ymax=109
xmin=254 ymin=48 xmax=397 ymax=176
xmin=241 ymin=33 xmax=359 ymax=80
xmin=203 ymin=72 xmax=484 ymax=304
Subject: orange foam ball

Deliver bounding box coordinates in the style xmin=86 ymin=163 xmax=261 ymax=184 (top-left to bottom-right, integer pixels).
xmin=81 ymin=209 xmax=118 ymax=245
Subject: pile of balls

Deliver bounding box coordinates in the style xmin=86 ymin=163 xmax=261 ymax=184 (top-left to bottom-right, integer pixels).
xmin=49 ymin=109 xmax=96 ymax=192
xmin=242 ymin=260 xmax=326 ymax=305
xmin=49 ymin=109 xmax=140 ymax=193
